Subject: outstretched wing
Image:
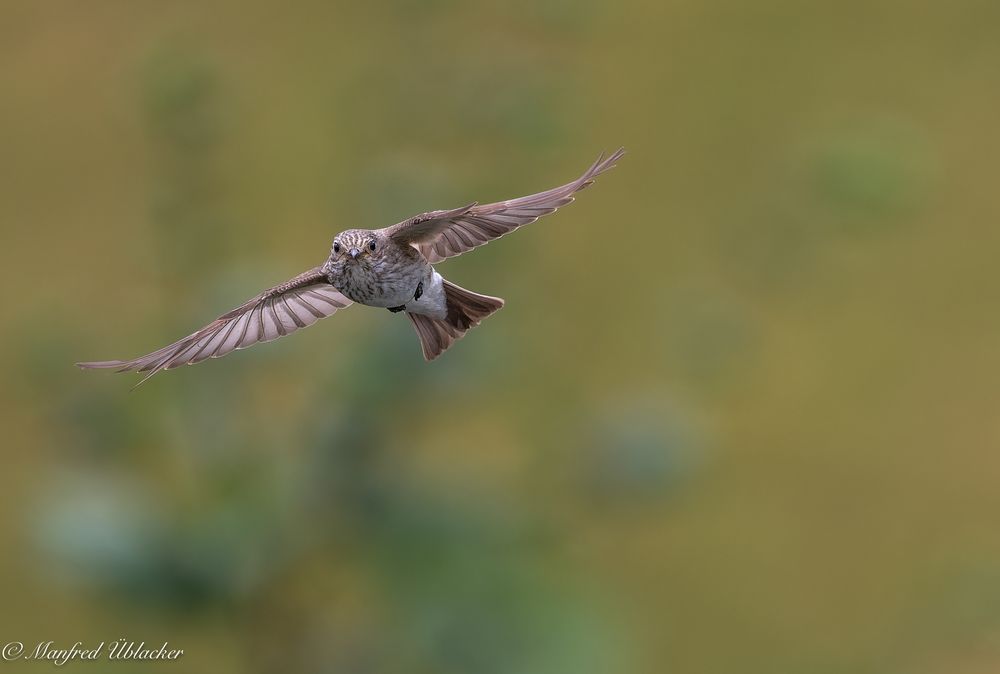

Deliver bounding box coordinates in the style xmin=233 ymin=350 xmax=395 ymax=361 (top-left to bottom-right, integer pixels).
xmin=383 ymin=147 xmax=624 ymax=263
xmin=77 ymin=267 xmax=351 ymax=385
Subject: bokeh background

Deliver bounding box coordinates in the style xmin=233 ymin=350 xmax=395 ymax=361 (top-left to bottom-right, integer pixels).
xmin=2 ymin=1 xmax=1000 ymax=672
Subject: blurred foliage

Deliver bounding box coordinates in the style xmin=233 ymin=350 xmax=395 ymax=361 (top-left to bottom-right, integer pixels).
xmin=2 ymin=1 xmax=1000 ymax=674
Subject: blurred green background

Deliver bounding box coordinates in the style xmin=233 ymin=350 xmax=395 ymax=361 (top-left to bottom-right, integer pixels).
xmin=2 ymin=1 xmax=1000 ymax=672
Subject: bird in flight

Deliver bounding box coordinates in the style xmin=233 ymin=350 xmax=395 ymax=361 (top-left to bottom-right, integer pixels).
xmin=78 ymin=148 xmax=625 ymax=385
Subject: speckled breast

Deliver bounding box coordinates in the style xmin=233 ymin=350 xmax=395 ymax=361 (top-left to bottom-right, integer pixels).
xmin=331 ymin=258 xmax=426 ymax=308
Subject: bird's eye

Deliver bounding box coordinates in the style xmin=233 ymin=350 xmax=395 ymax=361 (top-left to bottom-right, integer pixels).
xmin=333 ymin=242 xmax=341 ymax=254
xmin=368 ymin=239 xmax=377 ymax=252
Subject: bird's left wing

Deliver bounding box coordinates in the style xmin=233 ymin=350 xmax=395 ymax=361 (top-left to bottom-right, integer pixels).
xmin=383 ymin=147 xmax=624 ymax=263
xmin=77 ymin=267 xmax=351 ymax=385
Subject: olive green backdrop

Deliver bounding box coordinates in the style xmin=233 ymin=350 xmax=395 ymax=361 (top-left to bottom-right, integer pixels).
xmin=2 ymin=1 xmax=999 ymax=673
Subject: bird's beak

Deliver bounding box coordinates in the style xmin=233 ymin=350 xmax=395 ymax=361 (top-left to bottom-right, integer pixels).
xmin=349 ymin=248 xmax=361 ymax=260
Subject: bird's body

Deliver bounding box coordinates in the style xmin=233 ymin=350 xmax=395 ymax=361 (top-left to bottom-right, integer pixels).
xmin=78 ymin=148 xmax=624 ymax=384
xmin=325 ymin=229 xmax=446 ymax=318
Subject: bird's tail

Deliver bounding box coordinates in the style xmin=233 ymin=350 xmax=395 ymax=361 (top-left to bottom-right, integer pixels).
xmin=407 ymin=279 xmax=504 ymax=361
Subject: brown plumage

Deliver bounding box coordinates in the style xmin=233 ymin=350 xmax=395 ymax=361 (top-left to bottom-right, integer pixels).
xmin=407 ymin=280 xmax=505 ymax=361
xmin=78 ymin=148 xmax=624 ymax=384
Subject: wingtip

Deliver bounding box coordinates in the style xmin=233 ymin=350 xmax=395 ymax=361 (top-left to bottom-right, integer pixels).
xmin=576 ymin=146 xmax=626 ymax=189
xmin=76 ymin=360 xmax=125 ymax=370
xmin=583 ymin=147 xmax=625 ymax=179
xmin=599 ymin=146 xmax=626 ymax=170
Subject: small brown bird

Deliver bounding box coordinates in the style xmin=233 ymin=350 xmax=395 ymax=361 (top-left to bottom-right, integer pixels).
xmin=78 ymin=148 xmax=624 ymax=384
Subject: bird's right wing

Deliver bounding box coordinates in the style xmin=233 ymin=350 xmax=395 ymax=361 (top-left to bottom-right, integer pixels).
xmin=383 ymin=148 xmax=624 ymax=263
xmin=77 ymin=266 xmax=351 ymax=385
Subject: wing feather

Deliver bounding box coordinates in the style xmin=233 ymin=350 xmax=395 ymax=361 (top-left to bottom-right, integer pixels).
xmin=383 ymin=148 xmax=624 ymax=263
xmin=383 ymin=149 xmax=623 ymax=263
xmin=77 ymin=267 xmax=352 ymax=385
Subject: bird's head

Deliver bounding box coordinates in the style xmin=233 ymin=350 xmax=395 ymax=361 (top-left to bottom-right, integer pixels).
xmin=329 ymin=230 xmax=384 ymax=265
